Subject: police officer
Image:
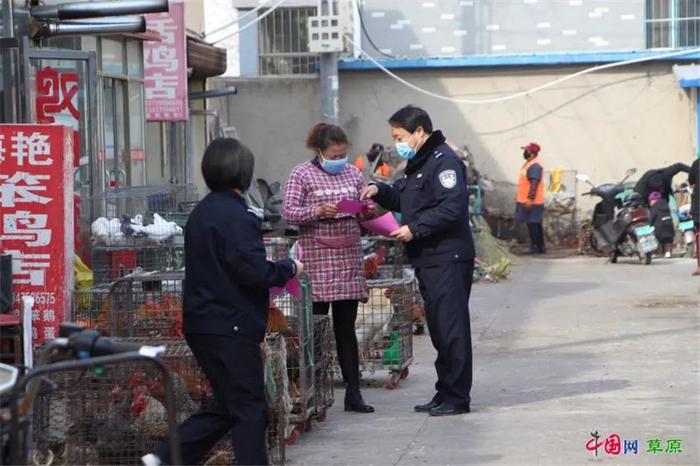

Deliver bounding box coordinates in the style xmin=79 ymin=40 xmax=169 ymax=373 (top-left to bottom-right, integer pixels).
xmin=144 ymin=138 xmax=303 ymax=466
xmin=361 ymin=105 xmax=474 ymax=416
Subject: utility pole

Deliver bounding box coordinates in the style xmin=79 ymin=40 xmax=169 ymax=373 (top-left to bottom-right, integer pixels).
xmin=319 ymin=0 xmax=339 ymax=125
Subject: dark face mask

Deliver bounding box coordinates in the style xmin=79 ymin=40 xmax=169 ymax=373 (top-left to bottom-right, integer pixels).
xmin=523 ymin=151 xmax=531 ymax=161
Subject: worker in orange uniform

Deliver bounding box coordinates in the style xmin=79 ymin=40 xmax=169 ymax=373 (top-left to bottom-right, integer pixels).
xmin=354 ymin=143 xmax=393 ymax=182
xmin=516 ymin=143 xmax=546 ymax=254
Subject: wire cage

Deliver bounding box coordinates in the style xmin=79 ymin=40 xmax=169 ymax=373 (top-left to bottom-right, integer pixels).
xmin=31 ymin=335 xmax=289 ymax=466
xmin=363 ymin=237 xmax=405 ymax=280
xmin=196 ymin=334 xmax=290 ymax=466
xmin=267 ymin=278 xmax=315 ymax=431
xmin=73 ymin=271 xmax=184 ymax=339
xmin=81 ymin=184 xmax=196 ymax=246
xmin=312 ymin=315 xmax=334 ymax=420
xmin=263 ymin=237 xmax=315 ymax=429
xmin=336 ymin=276 xmax=415 ymax=389
xmin=91 ymin=244 xmax=185 ymax=285
xmin=31 ymin=354 xmax=178 ymax=465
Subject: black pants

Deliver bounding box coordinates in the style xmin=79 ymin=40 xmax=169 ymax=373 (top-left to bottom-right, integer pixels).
xmin=527 ymin=222 xmax=546 ymax=253
xmin=155 ymin=334 xmax=268 ymax=466
xmin=415 ymin=260 xmax=474 ymax=406
xmin=313 ymin=300 xmax=360 ymax=389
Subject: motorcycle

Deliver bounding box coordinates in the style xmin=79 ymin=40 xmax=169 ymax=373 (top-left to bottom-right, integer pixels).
xmin=675 ymin=183 xmax=695 ymax=256
xmin=246 ymin=178 xmax=297 ymax=237
xmin=577 ymin=168 xmax=658 ymax=265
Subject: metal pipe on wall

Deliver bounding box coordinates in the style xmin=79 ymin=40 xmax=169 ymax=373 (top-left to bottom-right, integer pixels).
xmin=31 ymin=0 xmax=168 ymax=20
xmin=33 ymin=17 xmax=146 ymax=38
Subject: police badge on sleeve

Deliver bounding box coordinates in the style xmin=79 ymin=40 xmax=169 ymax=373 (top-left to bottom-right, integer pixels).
xmin=438 ymin=169 xmax=457 ymax=189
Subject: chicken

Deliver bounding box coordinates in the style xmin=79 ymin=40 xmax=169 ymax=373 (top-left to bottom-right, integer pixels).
xmin=132 ymin=386 xmax=168 ymax=439
xmin=150 ymin=371 xmax=200 ymax=423
xmin=267 ymin=300 xmax=289 ymax=334
xmin=356 ymin=287 xmax=393 ymax=347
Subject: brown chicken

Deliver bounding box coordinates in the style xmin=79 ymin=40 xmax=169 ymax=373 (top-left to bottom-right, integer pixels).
xmin=267 ymin=300 xmax=289 ymax=333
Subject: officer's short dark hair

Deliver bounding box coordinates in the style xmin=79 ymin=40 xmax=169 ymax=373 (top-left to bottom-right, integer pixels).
xmin=389 ymin=105 xmax=433 ymax=134
xmin=201 ymin=138 xmax=255 ymax=193
xmin=305 ymin=122 xmax=349 ymax=151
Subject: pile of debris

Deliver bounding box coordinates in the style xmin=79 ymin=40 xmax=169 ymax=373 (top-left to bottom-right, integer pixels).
xmin=473 ymin=221 xmax=516 ymax=283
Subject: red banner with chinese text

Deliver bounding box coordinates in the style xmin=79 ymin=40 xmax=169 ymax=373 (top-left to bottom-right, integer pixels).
xmin=0 ymin=125 xmax=75 ymax=345
xmin=144 ymin=0 xmax=188 ymax=121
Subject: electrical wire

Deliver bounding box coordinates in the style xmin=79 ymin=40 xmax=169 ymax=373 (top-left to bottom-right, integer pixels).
xmin=211 ymin=0 xmax=290 ymax=44
xmin=355 ymin=0 xmax=395 ymax=59
xmin=205 ymin=1 xmax=272 ymax=39
xmin=345 ymin=35 xmax=700 ymax=105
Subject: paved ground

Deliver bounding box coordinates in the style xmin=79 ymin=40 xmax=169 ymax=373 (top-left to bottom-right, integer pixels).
xmin=285 ymin=256 xmax=700 ymax=466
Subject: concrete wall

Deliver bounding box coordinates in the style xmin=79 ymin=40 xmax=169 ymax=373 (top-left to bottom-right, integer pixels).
xmin=209 ymin=62 xmax=696 ymax=210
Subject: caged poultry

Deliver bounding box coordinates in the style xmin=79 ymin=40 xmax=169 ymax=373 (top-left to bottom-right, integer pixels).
xmin=78 ymin=272 xmax=184 ymax=339
xmin=267 ymin=283 xmax=315 ymax=432
xmin=345 ymin=277 xmax=415 ymax=389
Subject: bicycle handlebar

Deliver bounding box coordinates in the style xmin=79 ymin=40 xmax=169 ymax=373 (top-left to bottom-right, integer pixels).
xmin=58 ymin=323 xmax=165 ymax=358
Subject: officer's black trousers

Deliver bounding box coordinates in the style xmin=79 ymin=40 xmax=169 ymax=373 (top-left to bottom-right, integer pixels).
xmin=416 ymin=260 xmax=474 ymax=407
xmin=527 ymin=222 xmax=546 ymax=253
xmin=313 ymin=300 xmax=361 ymax=389
xmin=155 ymin=334 xmax=268 ymax=466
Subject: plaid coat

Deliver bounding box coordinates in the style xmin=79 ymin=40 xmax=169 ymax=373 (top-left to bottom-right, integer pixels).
xmin=283 ymin=160 xmax=368 ymax=303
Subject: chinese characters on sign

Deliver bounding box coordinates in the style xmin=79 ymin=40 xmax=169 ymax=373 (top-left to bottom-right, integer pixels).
xmin=144 ymin=0 xmax=188 ymax=121
xmin=0 ymin=125 xmax=75 ymax=345
xmin=586 ymin=431 xmax=683 ymax=458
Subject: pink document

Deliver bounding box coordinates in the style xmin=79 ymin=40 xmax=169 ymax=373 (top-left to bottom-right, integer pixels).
xmin=361 ymin=212 xmax=400 ymax=237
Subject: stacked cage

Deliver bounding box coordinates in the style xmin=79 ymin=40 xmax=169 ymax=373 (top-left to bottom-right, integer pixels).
xmin=312 ymin=315 xmax=334 ymax=421
xmin=264 ymin=238 xmax=316 ymax=433
xmin=32 ymin=335 xmax=290 ymax=465
xmin=346 ymin=276 xmax=415 ymax=389
xmin=31 ymin=353 xmax=178 ymax=465
xmin=73 ymin=271 xmax=185 ymax=339
xmin=82 ymin=184 xmax=196 ymax=285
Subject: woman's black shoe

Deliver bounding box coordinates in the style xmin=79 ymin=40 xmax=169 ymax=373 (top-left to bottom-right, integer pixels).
xmin=344 ymin=389 xmax=375 ymax=413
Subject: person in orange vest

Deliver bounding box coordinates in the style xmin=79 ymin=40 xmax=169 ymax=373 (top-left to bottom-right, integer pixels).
xmin=354 ymin=143 xmax=392 ymax=182
xmin=516 ymin=143 xmax=546 ymax=254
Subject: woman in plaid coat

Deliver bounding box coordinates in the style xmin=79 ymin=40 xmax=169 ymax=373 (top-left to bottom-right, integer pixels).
xmin=283 ymin=123 xmax=374 ymax=413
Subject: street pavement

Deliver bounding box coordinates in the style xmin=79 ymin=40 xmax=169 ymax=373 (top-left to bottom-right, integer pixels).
xmin=286 ymin=256 xmax=700 ymax=465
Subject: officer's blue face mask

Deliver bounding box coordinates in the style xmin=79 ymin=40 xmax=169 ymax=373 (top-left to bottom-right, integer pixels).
xmin=395 ymin=131 xmax=418 ymax=160
xmin=319 ymin=151 xmax=348 ymax=175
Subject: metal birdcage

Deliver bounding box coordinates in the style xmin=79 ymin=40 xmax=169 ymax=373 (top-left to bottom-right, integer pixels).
xmin=197 ymin=334 xmax=290 ymax=466
xmin=312 ymin=315 xmax=334 ymax=421
xmin=363 ymin=237 xmax=405 ymax=280
xmin=262 ymin=237 xmax=316 ymax=431
xmin=73 ymin=271 xmax=184 ymax=339
xmin=91 ymin=244 xmax=185 ymax=285
xmin=31 ymin=353 xmax=178 ymax=465
xmin=267 ymin=278 xmax=315 ymax=432
xmin=32 ymin=336 xmax=289 ymax=466
xmin=342 ymin=276 xmax=415 ymax=389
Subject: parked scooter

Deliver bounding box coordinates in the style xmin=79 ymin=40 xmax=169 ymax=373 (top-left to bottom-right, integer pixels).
xmin=676 ymin=182 xmax=695 ymax=256
xmin=577 ymin=169 xmax=658 ymax=265
xmin=246 ymin=178 xmax=297 ymax=237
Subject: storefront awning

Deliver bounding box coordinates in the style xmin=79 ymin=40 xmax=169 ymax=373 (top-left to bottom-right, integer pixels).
xmin=187 ymin=35 xmax=227 ymax=79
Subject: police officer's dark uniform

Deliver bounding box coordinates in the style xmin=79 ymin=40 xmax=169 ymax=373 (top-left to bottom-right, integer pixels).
xmin=154 ymin=190 xmax=296 ymax=465
xmin=372 ymin=130 xmax=475 ymax=414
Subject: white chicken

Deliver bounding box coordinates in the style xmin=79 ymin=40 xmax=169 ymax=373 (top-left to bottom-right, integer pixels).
xmin=355 ymin=287 xmax=393 ymax=348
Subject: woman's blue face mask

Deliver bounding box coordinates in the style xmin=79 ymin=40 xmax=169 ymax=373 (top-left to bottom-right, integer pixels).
xmin=319 ymin=151 xmax=348 ymax=175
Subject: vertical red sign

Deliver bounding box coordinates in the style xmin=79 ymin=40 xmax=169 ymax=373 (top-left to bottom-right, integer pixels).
xmin=144 ymin=0 xmax=189 ymax=121
xmin=0 ymin=125 xmax=75 ymax=345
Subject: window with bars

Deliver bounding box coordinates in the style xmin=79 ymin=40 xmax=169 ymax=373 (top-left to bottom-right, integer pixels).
xmin=646 ymin=0 xmax=700 ymax=48
xmin=258 ymin=7 xmax=319 ymax=75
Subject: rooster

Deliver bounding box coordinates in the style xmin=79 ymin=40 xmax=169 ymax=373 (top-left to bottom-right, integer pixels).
xmin=267 ymin=300 xmax=289 ymax=334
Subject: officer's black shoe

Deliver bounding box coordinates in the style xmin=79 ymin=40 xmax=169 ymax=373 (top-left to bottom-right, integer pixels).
xmin=428 ymin=403 xmax=469 ymax=417
xmin=414 ymin=400 xmax=440 ymax=413
xmin=344 ymin=388 xmax=375 ymax=413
